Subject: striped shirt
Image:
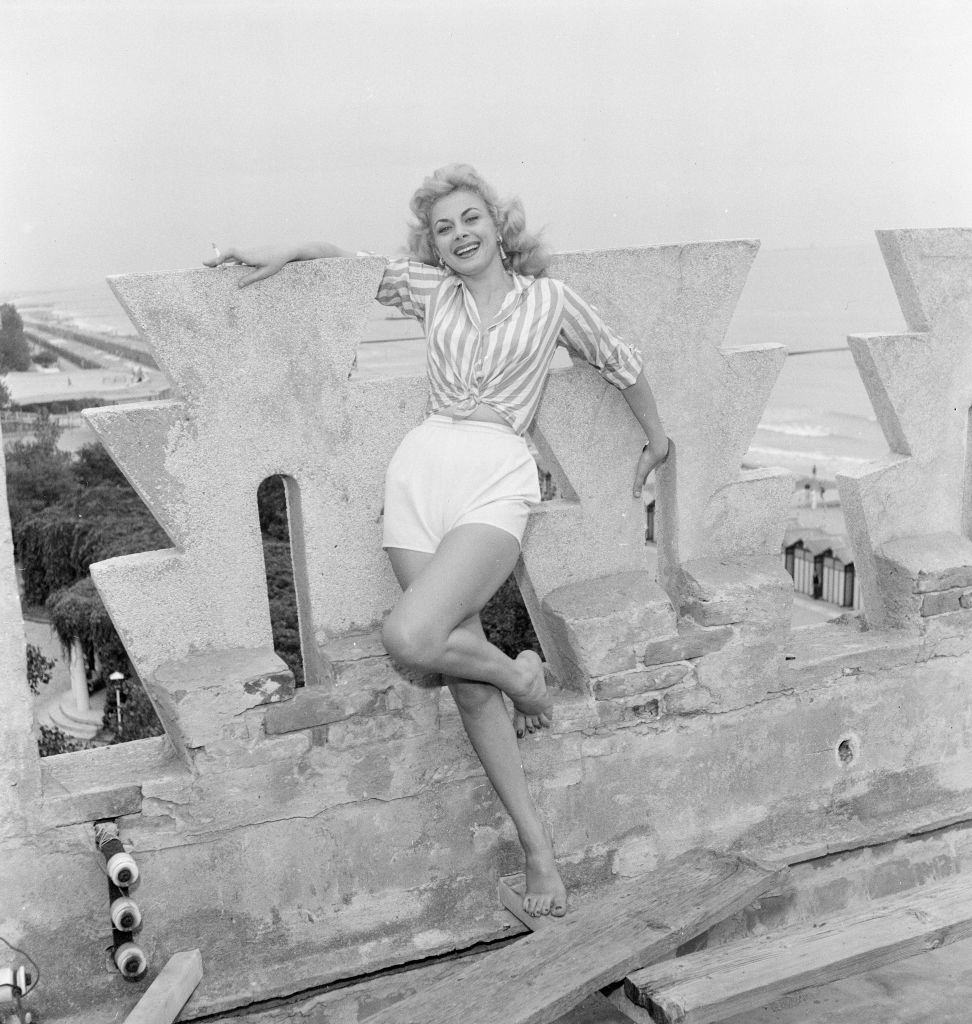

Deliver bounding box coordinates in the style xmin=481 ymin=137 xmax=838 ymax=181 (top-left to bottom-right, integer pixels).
xmin=375 ymin=257 xmax=643 ymax=435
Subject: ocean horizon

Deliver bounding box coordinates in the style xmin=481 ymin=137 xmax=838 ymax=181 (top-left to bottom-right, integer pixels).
xmin=2 ymin=243 xmax=905 ymax=479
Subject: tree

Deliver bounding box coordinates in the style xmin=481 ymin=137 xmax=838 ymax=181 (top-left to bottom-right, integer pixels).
xmin=4 ymin=420 xmax=77 ymax=546
xmin=0 ymin=304 xmax=31 ymax=373
xmin=0 ymin=376 xmax=11 ymax=409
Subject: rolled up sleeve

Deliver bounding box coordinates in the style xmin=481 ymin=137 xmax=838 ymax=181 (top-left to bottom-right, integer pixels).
xmin=375 ymin=256 xmax=448 ymax=324
xmin=558 ymin=283 xmax=643 ymax=388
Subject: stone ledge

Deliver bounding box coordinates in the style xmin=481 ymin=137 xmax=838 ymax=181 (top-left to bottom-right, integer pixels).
xmin=677 ymin=557 xmax=793 ymax=629
xmin=643 ymin=622 xmax=732 ymax=666
xmin=541 ymin=572 xmax=677 ymax=690
xmin=592 ymin=663 xmax=694 ymax=700
xmin=780 ymin=623 xmax=920 ymax=682
xmin=41 ymin=785 xmax=143 ymax=827
xmin=878 ymin=533 xmax=972 ymax=594
xmin=146 ymin=647 xmax=294 ymax=760
xmin=921 ymin=588 xmax=972 ymax=617
xmin=39 ymin=734 xmax=178 ymax=826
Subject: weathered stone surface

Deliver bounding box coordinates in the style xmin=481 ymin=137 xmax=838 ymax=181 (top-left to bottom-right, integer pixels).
xmin=85 ymin=259 xmax=428 ymax=686
xmin=41 ymin=785 xmax=143 ymax=827
xmin=592 ymin=662 xmax=693 ymax=700
xmin=921 ymin=589 xmax=965 ymax=617
xmin=6 ymin=246 xmax=972 ymax=1024
xmin=643 ymin=622 xmax=733 ymax=665
xmin=517 ymin=243 xmax=789 ymax=629
xmin=146 ymin=646 xmax=293 ymax=764
xmin=540 ymin=572 xmax=676 ymax=690
xmin=0 ymin=433 xmax=41 ymax=827
xmin=663 ymin=683 xmax=716 ymax=716
xmin=838 ymin=230 xmax=972 ymax=628
xmin=677 ymin=557 xmax=793 ymax=629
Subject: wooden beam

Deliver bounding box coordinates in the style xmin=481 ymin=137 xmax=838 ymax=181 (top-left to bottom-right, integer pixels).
xmin=362 ymin=849 xmax=780 ymax=1024
xmin=124 ymin=949 xmax=203 ymax=1024
xmin=624 ymin=873 xmax=972 ymax=1024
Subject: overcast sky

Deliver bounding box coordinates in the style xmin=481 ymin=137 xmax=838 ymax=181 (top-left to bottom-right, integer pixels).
xmin=2 ymin=0 xmax=970 ymax=290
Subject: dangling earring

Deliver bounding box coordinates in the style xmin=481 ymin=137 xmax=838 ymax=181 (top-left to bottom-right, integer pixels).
xmin=497 ymin=236 xmax=509 ymax=266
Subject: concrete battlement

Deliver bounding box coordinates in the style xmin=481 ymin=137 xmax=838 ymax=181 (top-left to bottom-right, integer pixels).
xmin=1 ymin=231 xmax=971 ymax=1023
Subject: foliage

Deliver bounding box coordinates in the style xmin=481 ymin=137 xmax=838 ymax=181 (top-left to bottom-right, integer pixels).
xmin=0 ymin=376 xmax=10 ymax=409
xmin=0 ymin=303 xmax=31 ymax=373
xmin=73 ymin=440 xmax=129 ymax=489
xmin=47 ymin=577 xmax=129 ymax=675
xmin=26 ymin=642 xmax=55 ymax=695
xmin=481 ymin=575 xmax=541 ymax=659
xmin=3 ymin=418 xmax=75 ymax=530
xmin=263 ymin=537 xmax=304 ymax=686
xmin=31 ymin=348 xmax=59 ymax=367
xmin=101 ymin=675 xmax=164 ymax=744
xmin=37 ymin=724 xmax=91 ymax=758
xmin=258 ymin=475 xmax=289 ymax=540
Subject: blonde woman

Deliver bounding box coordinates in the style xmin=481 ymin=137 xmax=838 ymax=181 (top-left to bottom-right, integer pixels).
xmin=206 ymin=164 xmax=669 ymax=918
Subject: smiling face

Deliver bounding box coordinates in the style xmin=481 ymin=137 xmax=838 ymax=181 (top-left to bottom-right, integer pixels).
xmin=430 ymin=189 xmax=502 ymax=275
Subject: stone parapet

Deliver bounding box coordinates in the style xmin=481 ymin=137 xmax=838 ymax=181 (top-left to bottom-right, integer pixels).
xmin=2 ymin=240 xmax=972 ymax=1022
xmin=838 ymin=229 xmax=972 ymax=629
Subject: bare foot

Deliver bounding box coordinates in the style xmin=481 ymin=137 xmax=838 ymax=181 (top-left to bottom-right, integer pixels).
xmin=507 ymin=651 xmax=553 ymax=737
xmin=522 ymin=841 xmax=568 ymax=918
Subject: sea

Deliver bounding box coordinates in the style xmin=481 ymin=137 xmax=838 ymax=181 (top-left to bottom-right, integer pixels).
xmin=2 ymin=244 xmax=904 ymax=480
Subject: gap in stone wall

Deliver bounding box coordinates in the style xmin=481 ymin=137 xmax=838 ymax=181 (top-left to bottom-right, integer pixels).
xmin=257 ymin=474 xmax=309 ymax=687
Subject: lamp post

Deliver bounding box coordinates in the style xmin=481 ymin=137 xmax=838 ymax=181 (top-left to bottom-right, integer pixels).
xmin=109 ymin=671 xmax=125 ymax=733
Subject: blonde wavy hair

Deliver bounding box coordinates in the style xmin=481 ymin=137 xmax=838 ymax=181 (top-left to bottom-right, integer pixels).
xmin=406 ymin=164 xmax=551 ymax=277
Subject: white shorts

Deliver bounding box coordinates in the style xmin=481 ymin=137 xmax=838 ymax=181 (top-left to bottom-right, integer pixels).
xmin=382 ymin=415 xmax=541 ymax=553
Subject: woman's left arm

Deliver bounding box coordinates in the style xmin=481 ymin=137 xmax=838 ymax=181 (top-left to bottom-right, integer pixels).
xmin=558 ymin=283 xmax=669 ymax=497
xmin=621 ymin=373 xmax=670 ymax=498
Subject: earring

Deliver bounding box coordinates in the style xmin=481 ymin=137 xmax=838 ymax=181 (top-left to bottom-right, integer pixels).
xmin=497 ymin=236 xmax=508 ymax=264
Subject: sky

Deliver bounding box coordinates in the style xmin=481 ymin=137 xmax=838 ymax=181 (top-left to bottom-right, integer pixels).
xmin=2 ymin=0 xmax=971 ymax=291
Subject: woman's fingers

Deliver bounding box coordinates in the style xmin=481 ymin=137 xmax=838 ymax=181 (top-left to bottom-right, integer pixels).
xmin=632 ymin=438 xmax=671 ymax=497
xmin=237 ymin=262 xmax=285 ymax=287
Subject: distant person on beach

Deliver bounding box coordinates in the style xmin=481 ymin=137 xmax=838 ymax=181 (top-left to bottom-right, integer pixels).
xmin=205 ymin=164 xmax=670 ymax=920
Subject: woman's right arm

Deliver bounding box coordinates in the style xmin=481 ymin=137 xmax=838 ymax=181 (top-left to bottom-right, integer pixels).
xmin=203 ymin=242 xmax=354 ymax=287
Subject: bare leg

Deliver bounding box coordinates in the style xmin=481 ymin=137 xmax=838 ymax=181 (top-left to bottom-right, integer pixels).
xmin=383 ymin=525 xmax=551 ymax=724
xmin=386 ymin=535 xmax=567 ymax=917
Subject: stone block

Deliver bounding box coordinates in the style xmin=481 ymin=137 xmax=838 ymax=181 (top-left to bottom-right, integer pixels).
xmin=920 ymin=590 xmax=964 ymax=617
xmin=643 ymin=622 xmax=733 ymax=666
xmin=592 ymin=663 xmax=693 ymax=700
xmin=663 ymin=683 xmax=715 ymax=716
xmin=41 ymin=785 xmax=143 ymax=827
xmin=146 ymin=647 xmax=293 ymax=762
xmin=540 ymin=572 xmax=676 ymax=690
xmin=676 ymin=556 xmax=793 ymax=630
xmin=0 ymin=435 xmax=40 ymax=813
xmin=836 ymin=231 xmax=972 ymax=628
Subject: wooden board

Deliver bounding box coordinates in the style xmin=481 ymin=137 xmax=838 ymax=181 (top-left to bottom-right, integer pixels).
xmin=498 ymin=873 xmax=563 ymax=932
xmin=362 ymin=848 xmax=779 ymax=1024
xmin=124 ymin=949 xmax=203 ymax=1024
xmin=624 ymin=872 xmax=972 ymax=1024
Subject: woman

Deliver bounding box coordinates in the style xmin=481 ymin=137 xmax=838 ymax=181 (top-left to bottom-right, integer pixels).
xmin=206 ymin=164 xmax=669 ymax=918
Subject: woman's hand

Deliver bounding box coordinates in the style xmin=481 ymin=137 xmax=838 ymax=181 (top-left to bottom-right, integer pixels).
xmin=203 ymin=246 xmax=294 ymax=288
xmin=632 ymin=437 xmax=671 ymax=498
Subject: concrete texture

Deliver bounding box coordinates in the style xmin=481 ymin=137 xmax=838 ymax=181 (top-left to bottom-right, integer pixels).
xmin=86 ymin=258 xmax=428 ymax=688
xmin=522 ymin=245 xmax=792 ymax=612
xmin=0 ymin=429 xmax=41 ymax=832
xmin=2 ymin=246 xmax=972 ymax=1023
xmin=838 ymin=229 xmax=972 ymax=629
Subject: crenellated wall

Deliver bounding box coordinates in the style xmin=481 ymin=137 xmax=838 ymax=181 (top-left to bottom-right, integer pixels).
xmin=1 ymin=234 xmax=970 ymax=1023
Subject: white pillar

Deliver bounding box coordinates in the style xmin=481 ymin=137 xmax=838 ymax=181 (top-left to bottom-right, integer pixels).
xmin=69 ymin=638 xmax=90 ymax=715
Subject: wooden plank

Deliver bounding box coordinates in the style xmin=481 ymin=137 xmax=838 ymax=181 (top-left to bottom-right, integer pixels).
xmin=624 ymin=873 xmax=972 ymax=1024
xmin=498 ymin=873 xmax=563 ymax=932
xmin=362 ymin=848 xmax=780 ymax=1024
xmin=497 ymin=881 xmax=655 ymax=1023
xmin=124 ymin=949 xmax=203 ymax=1024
